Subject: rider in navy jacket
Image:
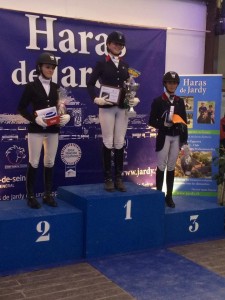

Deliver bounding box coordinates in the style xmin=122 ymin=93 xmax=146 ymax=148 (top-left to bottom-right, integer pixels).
xmin=87 ymin=31 xmax=140 ymax=192
xmin=18 ymin=52 xmax=70 ymax=209
xmin=149 ymin=71 xmax=188 ymax=208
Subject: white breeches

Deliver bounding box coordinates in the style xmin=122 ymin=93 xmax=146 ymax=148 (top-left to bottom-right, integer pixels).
xmin=157 ymin=135 xmax=180 ymax=171
xmin=99 ymin=107 xmax=129 ymax=149
xmin=28 ymin=133 xmax=59 ymax=168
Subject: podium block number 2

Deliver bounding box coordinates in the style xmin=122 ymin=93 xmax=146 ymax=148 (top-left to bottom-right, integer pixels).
xmin=36 ymin=221 xmax=50 ymax=242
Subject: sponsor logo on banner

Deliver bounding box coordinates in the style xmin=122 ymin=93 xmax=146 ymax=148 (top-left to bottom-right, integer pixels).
xmin=61 ymin=143 xmax=82 ymax=177
xmin=5 ymin=145 xmax=27 ymax=169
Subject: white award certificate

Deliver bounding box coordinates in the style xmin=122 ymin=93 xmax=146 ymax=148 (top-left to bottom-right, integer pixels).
xmin=99 ymin=85 xmax=121 ymax=104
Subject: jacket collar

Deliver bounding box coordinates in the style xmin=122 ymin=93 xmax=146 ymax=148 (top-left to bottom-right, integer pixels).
xmin=162 ymin=92 xmax=179 ymax=101
xmin=105 ymin=54 xmax=121 ymax=62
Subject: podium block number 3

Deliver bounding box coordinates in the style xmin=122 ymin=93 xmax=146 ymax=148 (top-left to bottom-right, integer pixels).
xmin=189 ymin=215 xmax=199 ymax=233
xmin=36 ymin=221 xmax=50 ymax=242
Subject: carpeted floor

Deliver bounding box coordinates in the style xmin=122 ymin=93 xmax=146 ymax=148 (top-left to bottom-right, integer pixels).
xmin=91 ymin=241 xmax=225 ymax=300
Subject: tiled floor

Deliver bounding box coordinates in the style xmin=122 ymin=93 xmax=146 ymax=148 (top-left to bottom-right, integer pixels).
xmin=1 ymin=238 xmax=225 ymax=300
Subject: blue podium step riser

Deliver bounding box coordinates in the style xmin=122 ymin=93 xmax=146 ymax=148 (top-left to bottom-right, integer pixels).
xmin=0 ymin=200 xmax=83 ymax=275
xmin=58 ymin=183 xmax=166 ymax=258
xmin=165 ymin=208 xmax=225 ymax=244
xmin=58 ymin=184 xmax=225 ymax=258
xmin=1 ymin=184 xmax=224 ymax=275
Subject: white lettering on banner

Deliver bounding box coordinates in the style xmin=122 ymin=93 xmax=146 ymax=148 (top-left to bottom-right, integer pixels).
xmin=25 ymin=14 xmax=57 ymax=51
xmin=78 ymin=31 xmax=93 ymax=54
xmin=11 ymin=14 xmax=127 ymax=86
xmin=187 ymin=86 xmax=207 ymax=95
xmin=183 ymin=79 xmax=207 ymax=87
xmin=123 ymin=167 xmax=156 ymax=177
xmin=58 ymin=29 xmax=79 ymax=54
xmin=1 ymin=195 xmax=10 ymax=200
xmin=11 ymin=61 xmax=38 ymax=85
xmin=0 ymin=184 xmax=14 ymax=189
xmin=25 ymin=14 xmax=127 ymax=56
xmin=25 ymin=14 xmax=105 ymax=55
xmin=0 ymin=175 xmax=26 ymax=183
xmin=11 ymin=60 xmax=93 ymax=87
xmin=60 ymin=66 xmax=92 ymax=88
xmin=58 ymin=30 xmax=95 ymax=54
xmin=36 ymin=221 xmax=50 ymax=242
xmin=0 ymin=192 xmax=57 ymax=201
xmin=10 ymin=193 xmax=25 ymax=200
xmin=189 ymin=215 xmax=199 ymax=233
xmin=179 ymin=78 xmax=207 ymax=95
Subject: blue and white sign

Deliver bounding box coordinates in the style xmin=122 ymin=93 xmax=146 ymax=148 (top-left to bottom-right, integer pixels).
xmin=175 ymin=75 xmax=222 ymax=199
xmin=0 ymin=8 xmax=166 ymax=200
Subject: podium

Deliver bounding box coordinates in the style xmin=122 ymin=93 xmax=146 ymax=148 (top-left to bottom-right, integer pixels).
xmin=165 ymin=196 xmax=225 ymax=244
xmin=0 ymin=182 xmax=224 ymax=275
xmin=0 ymin=199 xmax=83 ymax=275
xmin=58 ymin=182 xmax=165 ymax=258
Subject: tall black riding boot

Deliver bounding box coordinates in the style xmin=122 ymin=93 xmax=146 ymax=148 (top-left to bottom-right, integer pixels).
xmin=26 ymin=163 xmax=41 ymax=209
xmin=156 ymin=167 xmax=164 ymax=191
xmin=166 ymin=170 xmax=175 ymax=208
xmin=114 ymin=148 xmax=126 ymax=192
xmin=103 ymin=145 xmax=114 ymax=192
xmin=43 ymin=167 xmax=58 ymax=207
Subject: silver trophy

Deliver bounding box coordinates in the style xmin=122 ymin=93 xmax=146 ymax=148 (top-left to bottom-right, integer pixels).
xmin=124 ymin=68 xmax=141 ymax=118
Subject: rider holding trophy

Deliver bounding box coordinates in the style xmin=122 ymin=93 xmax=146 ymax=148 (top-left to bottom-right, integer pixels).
xmin=87 ymin=31 xmax=140 ymax=192
xmin=17 ymin=52 xmax=70 ymax=209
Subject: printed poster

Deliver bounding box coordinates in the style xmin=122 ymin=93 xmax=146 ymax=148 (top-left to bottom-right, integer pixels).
xmin=174 ymin=74 xmax=222 ymax=199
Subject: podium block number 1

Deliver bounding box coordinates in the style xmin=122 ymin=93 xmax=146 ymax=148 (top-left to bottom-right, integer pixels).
xmin=124 ymin=200 xmax=132 ymax=220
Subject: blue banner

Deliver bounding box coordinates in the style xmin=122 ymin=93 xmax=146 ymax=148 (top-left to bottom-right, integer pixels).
xmin=175 ymin=75 xmax=222 ymax=199
xmin=0 ymin=9 xmax=166 ymax=201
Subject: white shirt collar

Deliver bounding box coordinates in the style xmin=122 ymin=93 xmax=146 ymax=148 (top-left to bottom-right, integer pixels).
xmin=39 ymin=75 xmax=51 ymax=85
xmin=109 ymin=53 xmax=120 ymax=67
xmin=39 ymin=76 xmax=51 ymax=95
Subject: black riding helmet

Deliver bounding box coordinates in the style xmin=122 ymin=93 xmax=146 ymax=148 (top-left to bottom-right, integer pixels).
xmin=106 ymin=31 xmax=126 ymax=55
xmin=106 ymin=31 xmax=126 ymax=46
xmin=163 ymin=71 xmax=180 ymax=85
xmin=36 ymin=52 xmax=58 ymax=75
